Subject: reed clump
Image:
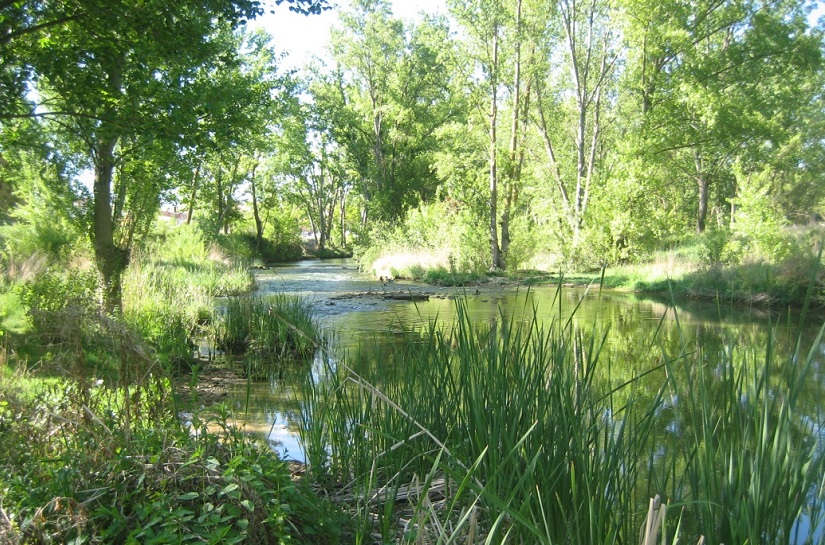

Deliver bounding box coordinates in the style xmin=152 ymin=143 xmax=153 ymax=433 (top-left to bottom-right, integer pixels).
xmin=299 ymin=292 xmax=825 ymax=544
xmin=213 ymin=294 xmax=321 ymax=379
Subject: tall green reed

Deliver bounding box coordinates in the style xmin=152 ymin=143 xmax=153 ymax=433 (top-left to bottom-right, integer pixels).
xmin=654 ymin=318 xmax=825 ymax=544
xmin=299 ymin=290 xmax=825 ymax=544
xmin=300 ymin=292 xmax=669 ymax=543
xmin=213 ymin=294 xmax=321 ymax=379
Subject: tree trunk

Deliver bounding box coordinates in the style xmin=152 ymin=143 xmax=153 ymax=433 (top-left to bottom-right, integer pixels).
xmin=250 ymin=162 xmax=263 ymax=251
xmin=501 ymin=0 xmax=523 ymax=264
xmin=695 ymin=150 xmax=709 ymax=233
xmin=340 ymin=192 xmax=347 ymax=247
xmin=186 ymin=163 xmax=201 ymax=225
xmin=94 ymin=133 xmax=127 ymax=313
xmin=489 ymin=25 xmax=502 ymax=271
xmin=697 ymin=176 xmax=710 ymax=233
xmin=215 ymin=168 xmax=224 ymax=234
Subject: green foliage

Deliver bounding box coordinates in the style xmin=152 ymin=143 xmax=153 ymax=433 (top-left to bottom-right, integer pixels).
xmin=150 ymin=222 xmax=212 ymax=265
xmin=19 ymin=268 xmax=98 ymax=337
xmin=356 ymin=201 xmax=490 ymax=279
xmin=700 ymin=226 xmax=733 ymax=268
xmin=122 ymin=224 xmax=256 ymax=370
xmin=218 ymin=233 xmax=303 ymax=264
xmin=0 ymin=281 xmax=28 ymax=336
xmin=0 ymin=371 xmax=346 ymax=545
xmin=421 ymin=267 xmax=484 ymax=286
xmin=730 ymin=167 xmax=797 ymax=263
xmin=263 ymin=212 xmax=304 ymax=262
xmin=0 ymin=148 xmax=89 ymax=267
xmin=19 ymin=268 xmax=97 ymax=316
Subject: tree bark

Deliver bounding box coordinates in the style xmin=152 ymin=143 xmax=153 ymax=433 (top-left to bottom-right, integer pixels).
xmin=340 ymin=191 xmax=347 ymax=247
xmin=696 ymin=150 xmax=709 ymax=233
xmin=501 ymin=0 xmax=523 ymax=264
xmin=489 ymin=25 xmax=502 ymax=271
xmin=186 ymin=163 xmax=201 ymax=225
xmin=250 ymin=161 xmax=263 ymax=251
xmin=94 ymin=132 xmax=127 ymax=313
xmin=697 ymin=176 xmax=710 ymax=233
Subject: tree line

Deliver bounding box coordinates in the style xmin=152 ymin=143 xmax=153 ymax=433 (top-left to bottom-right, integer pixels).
xmin=1 ymin=0 xmax=823 ymax=309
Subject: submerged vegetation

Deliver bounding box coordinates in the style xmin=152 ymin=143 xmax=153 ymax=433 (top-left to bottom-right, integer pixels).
xmin=299 ymin=296 xmax=825 ymax=544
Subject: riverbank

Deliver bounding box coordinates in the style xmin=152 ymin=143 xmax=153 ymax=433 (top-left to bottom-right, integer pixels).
xmin=372 ymin=253 xmax=824 ymax=309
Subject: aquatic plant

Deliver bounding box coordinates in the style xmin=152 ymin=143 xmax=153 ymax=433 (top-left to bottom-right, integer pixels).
xmin=298 ymin=290 xmax=825 ymax=544
xmin=213 ymin=294 xmax=321 ymax=379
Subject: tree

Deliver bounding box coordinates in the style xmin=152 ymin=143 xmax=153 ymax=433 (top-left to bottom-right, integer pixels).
xmin=448 ymin=0 xmax=510 ymax=270
xmin=1 ymin=0 xmax=330 ymax=311
xmin=320 ymin=0 xmax=460 ymax=226
xmin=620 ymin=0 xmax=822 ymax=233
xmin=530 ymin=0 xmax=618 ymax=249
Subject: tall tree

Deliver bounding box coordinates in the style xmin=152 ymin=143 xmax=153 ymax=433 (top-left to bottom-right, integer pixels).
xmin=620 ymin=0 xmax=822 ymax=233
xmin=321 ymin=0 xmax=459 ymax=225
xmin=23 ymin=0 xmax=258 ymax=310
xmin=448 ymin=0 xmax=510 ymax=270
xmin=2 ymin=0 xmax=329 ymax=311
xmin=530 ymin=0 xmax=618 ymax=247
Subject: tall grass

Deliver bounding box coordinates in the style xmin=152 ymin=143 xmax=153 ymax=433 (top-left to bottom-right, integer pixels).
xmin=213 ymin=294 xmax=321 ymax=379
xmin=657 ymin=317 xmax=825 ymax=544
xmin=299 ymin=292 xmax=825 ymax=544
xmin=122 ymin=227 xmax=256 ymax=370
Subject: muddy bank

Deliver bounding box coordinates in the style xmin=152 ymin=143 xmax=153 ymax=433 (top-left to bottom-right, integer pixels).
xmin=175 ymin=358 xmax=249 ymax=406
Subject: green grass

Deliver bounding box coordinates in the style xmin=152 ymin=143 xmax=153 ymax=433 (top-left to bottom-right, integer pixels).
xmin=506 ymin=244 xmax=825 ymax=307
xmin=298 ymin=294 xmax=825 ymax=544
xmin=213 ymin=294 xmax=321 ymax=380
xmin=122 ymin=234 xmax=257 ymax=371
xmin=0 ymin=282 xmax=28 ymax=335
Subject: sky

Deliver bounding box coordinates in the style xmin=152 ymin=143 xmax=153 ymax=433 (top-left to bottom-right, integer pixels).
xmin=251 ymin=0 xmax=448 ymax=71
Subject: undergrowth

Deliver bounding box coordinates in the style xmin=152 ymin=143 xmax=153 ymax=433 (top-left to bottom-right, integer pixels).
xmin=0 ymin=365 xmax=347 ymax=544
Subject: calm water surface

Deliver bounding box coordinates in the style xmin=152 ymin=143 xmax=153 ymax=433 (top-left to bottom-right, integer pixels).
xmin=217 ymin=258 xmax=825 ymax=467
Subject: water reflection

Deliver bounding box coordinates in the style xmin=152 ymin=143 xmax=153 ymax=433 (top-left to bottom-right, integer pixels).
xmin=228 ymin=259 xmax=825 ymax=467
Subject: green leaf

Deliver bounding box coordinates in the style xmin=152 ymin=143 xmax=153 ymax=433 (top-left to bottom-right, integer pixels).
xmin=219 ymin=483 xmax=239 ymax=496
xmin=177 ymin=492 xmax=199 ymax=500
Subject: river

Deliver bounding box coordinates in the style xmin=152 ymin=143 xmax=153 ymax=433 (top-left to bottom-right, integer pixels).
xmin=212 ymin=258 xmax=825 ymax=473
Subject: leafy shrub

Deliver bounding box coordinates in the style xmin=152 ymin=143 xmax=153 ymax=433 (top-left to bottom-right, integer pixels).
xmin=700 ymin=226 xmax=732 ymax=267
xmin=19 ymin=268 xmax=98 ymax=337
xmin=731 ymin=168 xmax=797 ymax=263
xmin=126 ymin=299 xmax=197 ymax=373
xmin=0 ymin=373 xmax=346 ymax=545
xmin=147 ymin=222 xmax=211 ymax=266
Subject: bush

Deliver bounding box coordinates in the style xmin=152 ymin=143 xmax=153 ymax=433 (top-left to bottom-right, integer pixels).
xmin=0 ymin=372 xmax=347 ymax=544
xmin=19 ymin=268 xmax=98 ymax=338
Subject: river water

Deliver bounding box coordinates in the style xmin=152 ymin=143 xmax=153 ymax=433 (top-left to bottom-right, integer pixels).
xmin=215 ymin=258 xmax=825 ymax=474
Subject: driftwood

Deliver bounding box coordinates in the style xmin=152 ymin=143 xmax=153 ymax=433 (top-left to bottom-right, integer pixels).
xmin=329 ymin=291 xmax=430 ymax=302
xmin=382 ymin=293 xmax=429 ymax=301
